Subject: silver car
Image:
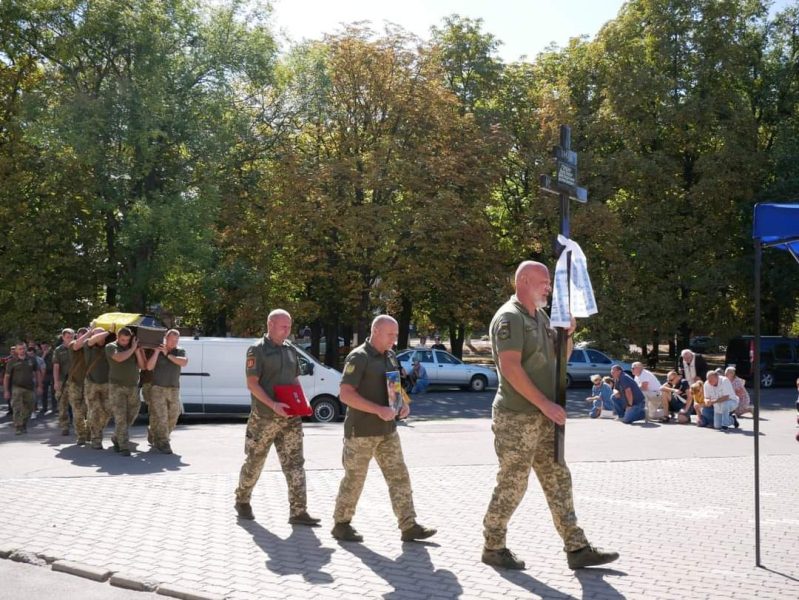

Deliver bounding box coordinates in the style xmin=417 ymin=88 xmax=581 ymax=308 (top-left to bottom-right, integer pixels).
xmin=396 ymin=349 xmax=498 ymax=392
xmin=567 ymin=348 xmax=632 ymax=387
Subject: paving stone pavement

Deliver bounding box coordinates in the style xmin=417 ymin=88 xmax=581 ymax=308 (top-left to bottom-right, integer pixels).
xmin=1 ymin=453 xmax=798 ymax=599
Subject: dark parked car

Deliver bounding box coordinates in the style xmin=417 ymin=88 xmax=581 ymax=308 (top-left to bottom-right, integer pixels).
xmin=689 ymin=336 xmax=721 ymax=354
xmin=725 ymin=335 xmax=799 ymax=388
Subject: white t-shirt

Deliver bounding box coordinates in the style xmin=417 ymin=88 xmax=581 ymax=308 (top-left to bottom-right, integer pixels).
xmin=704 ymin=377 xmax=734 ymax=402
xmin=635 ymin=369 xmax=661 ymax=392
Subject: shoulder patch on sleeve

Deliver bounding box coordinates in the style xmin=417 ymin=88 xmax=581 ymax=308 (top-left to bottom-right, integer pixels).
xmin=344 ymin=362 xmax=356 ymax=375
xmin=497 ymin=320 xmax=511 ymax=340
xmin=246 ymin=356 xmax=255 ymax=369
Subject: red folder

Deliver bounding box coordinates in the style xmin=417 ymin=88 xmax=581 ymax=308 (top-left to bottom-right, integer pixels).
xmin=273 ymin=384 xmax=313 ymax=417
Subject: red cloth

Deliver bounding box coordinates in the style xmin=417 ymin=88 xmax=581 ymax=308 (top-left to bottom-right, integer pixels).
xmin=273 ymin=384 xmax=312 ymax=417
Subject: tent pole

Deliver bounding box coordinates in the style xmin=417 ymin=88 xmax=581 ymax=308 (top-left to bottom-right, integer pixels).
xmin=753 ymin=240 xmax=762 ymax=568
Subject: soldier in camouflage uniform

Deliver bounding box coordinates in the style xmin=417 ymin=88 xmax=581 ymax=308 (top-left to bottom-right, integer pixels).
xmin=3 ymin=342 xmax=42 ymax=434
xmin=481 ymin=261 xmax=619 ymax=570
xmin=331 ymin=315 xmax=436 ymax=543
xmin=145 ymin=329 xmax=187 ymax=454
xmin=53 ymin=328 xmax=75 ymax=436
xmin=63 ymin=327 xmax=91 ymax=444
xmin=234 ymin=309 xmax=320 ymax=527
xmin=83 ymin=328 xmax=113 ymax=450
xmin=106 ymin=328 xmax=146 ymax=457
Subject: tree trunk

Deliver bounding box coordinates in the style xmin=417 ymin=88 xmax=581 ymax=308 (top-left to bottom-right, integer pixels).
xmin=449 ymin=322 xmax=466 ymax=359
xmin=104 ymin=210 xmax=117 ymax=307
xmin=310 ymin=319 xmax=322 ymax=358
xmin=397 ymin=295 xmax=413 ymax=351
xmin=678 ymin=322 xmax=691 ymax=351
xmin=323 ymin=317 xmax=338 ymax=367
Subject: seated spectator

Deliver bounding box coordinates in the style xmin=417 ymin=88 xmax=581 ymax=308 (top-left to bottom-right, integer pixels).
xmin=687 ymin=379 xmax=713 ymax=427
xmin=660 ymin=370 xmax=690 ymax=419
xmin=725 ymin=367 xmax=751 ymax=417
xmin=610 ymin=364 xmax=646 ymax=424
xmin=409 ymin=359 xmax=429 ymax=394
xmin=704 ymin=370 xmax=739 ymax=430
xmin=586 ymin=374 xmax=614 ymax=418
xmin=632 ymin=361 xmax=667 ymax=423
xmin=677 ymin=349 xmax=709 ymax=382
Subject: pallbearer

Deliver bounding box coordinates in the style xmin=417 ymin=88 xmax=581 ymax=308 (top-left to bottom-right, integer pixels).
xmin=145 ymin=329 xmax=188 ymax=454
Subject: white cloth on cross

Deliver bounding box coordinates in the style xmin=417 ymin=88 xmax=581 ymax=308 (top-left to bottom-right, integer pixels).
xmin=550 ymin=235 xmax=598 ymax=327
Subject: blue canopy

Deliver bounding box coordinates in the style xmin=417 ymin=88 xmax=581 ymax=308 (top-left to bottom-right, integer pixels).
xmin=753 ymin=203 xmax=799 ymax=257
xmin=750 ymin=201 xmax=799 ymax=568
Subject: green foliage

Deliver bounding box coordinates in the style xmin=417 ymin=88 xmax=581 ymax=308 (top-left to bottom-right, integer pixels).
xmin=2 ymin=0 xmax=799 ymax=353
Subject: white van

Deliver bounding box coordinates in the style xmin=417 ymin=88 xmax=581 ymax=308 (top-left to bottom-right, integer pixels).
xmin=170 ymin=337 xmax=344 ymax=423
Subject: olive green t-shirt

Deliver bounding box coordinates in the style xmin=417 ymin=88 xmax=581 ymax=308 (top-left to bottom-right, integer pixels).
xmin=152 ymin=347 xmax=186 ymax=388
xmin=68 ymin=343 xmax=88 ymax=381
xmin=105 ymin=342 xmax=140 ymax=387
xmin=245 ymin=336 xmax=300 ymax=418
xmin=53 ymin=344 xmax=71 ymax=383
xmin=341 ymin=339 xmax=399 ymax=438
xmin=6 ymin=357 xmax=37 ymax=390
xmin=84 ymin=344 xmax=110 ymax=384
xmin=491 ymin=295 xmax=557 ymax=414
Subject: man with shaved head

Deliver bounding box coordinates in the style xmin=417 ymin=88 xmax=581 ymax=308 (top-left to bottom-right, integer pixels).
xmin=481 ymin=261 xmax=618 ymax=570
xmin=234 ymin=309 xmax=320 ymax=526
xmin=331 ymin=314 xmax=436 ymax=543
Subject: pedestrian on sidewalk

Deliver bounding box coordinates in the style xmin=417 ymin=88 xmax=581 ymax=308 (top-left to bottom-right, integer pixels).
xmin=234 ymin=309 xmax=320 ymax=527
xmin=481 ymin=261 xmax=618 ymax=571
xmin=331 ymin=315 xmax=437 ymax=544
xmin=3 ymin=342 xmax=41 ymax=434
xmin=106 ymin=328 xmax=146 ymax=456
xmin=145 ymin=329 xmax=188 ymax=454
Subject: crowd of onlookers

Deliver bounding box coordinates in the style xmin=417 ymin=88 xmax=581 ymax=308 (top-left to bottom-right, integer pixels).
xmin=587 ymin=349 xmax=752 ymax=430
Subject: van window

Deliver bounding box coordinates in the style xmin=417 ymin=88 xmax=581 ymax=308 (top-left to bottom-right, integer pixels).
xmin=298 ymin=355 xmax=312 ymax=376
xmin=773 ymin=342 xmax=793 ymax=362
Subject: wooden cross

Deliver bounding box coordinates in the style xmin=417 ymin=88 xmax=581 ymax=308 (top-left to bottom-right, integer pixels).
xmin=539 ymin=125 xmax=588 ymax=464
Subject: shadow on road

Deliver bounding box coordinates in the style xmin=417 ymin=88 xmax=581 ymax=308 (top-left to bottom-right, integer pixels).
xmin=237 ymin=520 xmax=334 ymax=584
xmin=53 ymin=443 xmax=189 ymax=475
xmin=340 ymin=540 xmax=462 ymax=599
xmin=574 ymin=567 xmax=628 ymax=599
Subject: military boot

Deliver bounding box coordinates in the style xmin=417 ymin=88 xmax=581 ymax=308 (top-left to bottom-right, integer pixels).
xmin=331 ymin=522 xmax=363 ymax=542
xmin=567 ymin=545 xmax=619 ymax=569
xmin=289 ymin=511 xmax=322 ymax=527
xmin=481 ymin=547 xmax=525 ymax=570
xmin=401 ymin=522 xmax=437 ymax=542
xmin=235 ymin=502 xmax=255 ymax=520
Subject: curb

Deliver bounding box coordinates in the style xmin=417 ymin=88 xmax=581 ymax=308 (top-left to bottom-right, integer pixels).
xmin=51 ymin=559 xmax=112 ymax=582
xmin=157 ymin=583 xmax=227 ymax=600
xmin=110 ymin=573 xmax=158 ymax=592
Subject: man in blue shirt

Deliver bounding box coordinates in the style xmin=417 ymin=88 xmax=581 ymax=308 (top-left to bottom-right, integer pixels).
xmin=610 ymin=365 xmax=645 ymax=424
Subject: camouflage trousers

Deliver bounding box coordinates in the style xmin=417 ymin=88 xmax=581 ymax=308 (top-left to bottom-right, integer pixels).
xmin=148 ymin=385 xmax=181 ymax=448
xmin=62 ymin=379 xmax=88 ymax=440
xmin=55 ymin=380 xmax=71 ymax=431
xmin=483 ymin=406 xmax=588 ymax=552
xmin=235 ymin=410 xmax=307 ymax=516
xmin=11 ymin=388 xmax=35 ymax=428
xmin=84 ymin=380 xmax=111 ymax=445
xmin=109 ymin=384 xmax=140 ymax=452
xmin=333 ymin=431 xmax=417 ymax=531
